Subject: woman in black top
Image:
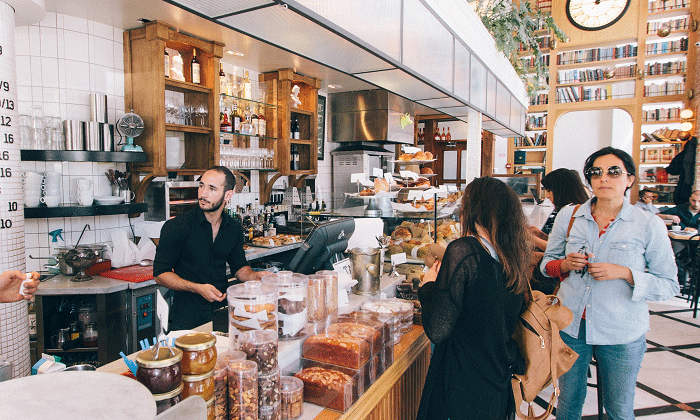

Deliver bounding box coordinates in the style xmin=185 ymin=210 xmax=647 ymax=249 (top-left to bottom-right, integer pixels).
xmin=416 ymin=177 xmax=532 ymax=420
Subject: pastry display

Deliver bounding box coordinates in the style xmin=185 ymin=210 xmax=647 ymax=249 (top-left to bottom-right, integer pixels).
xmin=420 ymin=167 xmax=434 ymax=175
xmin=261 ymin=271 xmax=309 ymax=340
xmin=280 ymin=376 xmax=304 ymax=420
xmin=294 ymin=367 xmax=354 ymax=412
xmin=251 ymin=234 xmax=301 ymax=248
xmin=396 ymin=152 xmax=435 ymax=162
xmin=391 ymin=226 xmax=412 ymax=242
xmin=302 ymin=323 xmax=376 ymax=369
xmin=359 ymin=188 xmax=375 ymax=196
xmin=374 ymin=178 xmax=390 ymax=192
xmin=239 ymin=329 xmax=279 ymax=374
xmin=258 ymin=368 xmax=281 ymax=410
xmin=227 ymin=281 xmax=278 ymax=338
xmin=228 ymin=360 xmax=258 ymax=420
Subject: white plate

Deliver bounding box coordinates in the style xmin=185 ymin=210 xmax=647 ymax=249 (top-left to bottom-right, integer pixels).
xmin=94 ymin=196 xmax=125 ymax=205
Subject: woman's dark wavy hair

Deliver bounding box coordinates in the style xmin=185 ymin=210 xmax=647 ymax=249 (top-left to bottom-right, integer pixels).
xmin=541 ymin=168 xmax=589 ymax=211
xmin=583 ymin=147 xmax=636 ymax=192
xmin=460 ymin=177 xmax=530 ymax=294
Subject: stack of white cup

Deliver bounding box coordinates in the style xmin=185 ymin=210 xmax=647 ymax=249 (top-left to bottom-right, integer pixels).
xmin=23 ymin=171 xmax=44 ymax=207
xmin=76 ymin=178 xmax=94 ymax=206
xmin=41 ymin=171 xmax=62 ymax=207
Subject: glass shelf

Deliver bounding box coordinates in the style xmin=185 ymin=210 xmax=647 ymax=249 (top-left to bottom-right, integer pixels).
xmin=220 ymin=93 xmax=276 ymax=109
xmin=220 ymin=131 xmax=277 ymax=141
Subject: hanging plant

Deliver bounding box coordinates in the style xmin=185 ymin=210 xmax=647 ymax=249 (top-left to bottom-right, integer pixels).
xmin=470 ymin=0 xmax=567 ymax=98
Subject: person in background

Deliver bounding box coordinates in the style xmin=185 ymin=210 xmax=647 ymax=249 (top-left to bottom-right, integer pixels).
xmin=154 ymin=166 xmax=269 ymax=330
xmin=416 ymin=177 xmax=530 ymax=420
xmin=0 ymin=271 xmax=39 ymax=303
xmin=541 ymin=147 xmax=678 ymax=420
xmin=666 ymin=136 xmax=697 ymax=205
xmin=661 ymin=189 xmax=700 ymax=230
xmin=636 ymin=188 xmax=680 ymax=224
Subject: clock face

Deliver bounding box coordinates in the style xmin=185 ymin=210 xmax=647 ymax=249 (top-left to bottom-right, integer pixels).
xmin=566 ymin=0 xmax=631 ymax=31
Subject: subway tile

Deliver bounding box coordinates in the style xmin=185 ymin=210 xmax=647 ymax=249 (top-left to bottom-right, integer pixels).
xmin=113 ymin=42 xmax=124 ymax=72
xmin=57 ymin=59 xmax=66 ymax=88
xmin=24 ymin=219 xmax=39 ymax=234
xmin=43 ymin=102 xmax=60 ymax=119
xmin=92 ymin=22 xmax=113 ymax=40
xmin=31 ymin=87 xmax=43 ymax=103
xmin=44 ymin=161 xmax=62 ymax=173
xmin=63 ymin=60 xmax=90 ymax=91
xmin=15 ymin=56 xmax=31 ymax=87
xmin=113 ymin=27 xmax=124 ymax=43
xmin=63 ymin=31 xmax=89 ymax=63
xmin=70 ymin=216 xmax=95 ymax=233
xmin=88 ymin=32 xmax=95 ymax=65
xmin=28 ymin=26 xmax=40 ymax=57
xmin=47 ymin=218 xmax=65 ymax=232
xmin=62 ymin=15 xmax=88 ymax=34
xmin=64 ymin=89 xmax=89 ymax=106
xmin=55 ymin=14 xmax=63 ymax=29
xmin=92 ymin=37 xmax=114 ymax=68
xmin=69 ymin=162 xmax=93 ymax=176
xmin=30 ymin=56 xmax=42 ymax=86
xmin=16 ymin=87 xmax=32 ymax=106
xmin=41 ymin=57 xmax=59 ymax=88
xmin=39 ymin=12 xmax=57 ymax=28
xmin=36 ymin=219 xmax=48 ymax=235
xmin=14 ymin=27 xmax=30 ymax=56
xmin=25 ymin=258 xmax=40 ymax=274
xmin=62 ymin=176 xmax=73 ymax=203
xmin=56 ymin=29 xmax=65 ymax=59
xmin=89 ymin=64 xmax=113 ymax=95
xmin=40 ymin=26 xmax=58 ymax=58
xmin=25 ymin=233 xmax=39 ymax=249
xmin=38 ymin=233 xmax=49 ymax=248
xmin=21 ymin=161 xmax=36 ymax=171
xmin=43 ymin=87 xmax=60 ymax=104
xmin=34 ymin=161 xmax=46 ymax=171
xmin=65 ymin=104 xmax=90 ymax=122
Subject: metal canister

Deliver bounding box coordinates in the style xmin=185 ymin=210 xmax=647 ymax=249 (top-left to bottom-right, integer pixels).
xmin=63 ymin=120 xmax=85 ymax=150
xmin=349 ymin=247 xmax=381 ymax=295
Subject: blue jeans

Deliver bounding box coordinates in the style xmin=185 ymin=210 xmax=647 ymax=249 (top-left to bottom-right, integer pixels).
xmin=556 ymin=321 xmax=646 ymax=420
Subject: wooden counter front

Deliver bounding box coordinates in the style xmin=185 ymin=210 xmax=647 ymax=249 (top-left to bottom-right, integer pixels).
xmin=314 ymin=326 xmax=431 ymax=420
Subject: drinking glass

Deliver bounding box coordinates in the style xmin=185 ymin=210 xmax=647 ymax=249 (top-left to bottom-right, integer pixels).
xmin=19 ymin=115 xmax=31 ymax=149
xmin=31 ymin=105 xmax=46 ymax=150
xmin=165 ymin=96 xmax=175 ymax=124
xmin=198 ymin=103 xmax=208 ymax=127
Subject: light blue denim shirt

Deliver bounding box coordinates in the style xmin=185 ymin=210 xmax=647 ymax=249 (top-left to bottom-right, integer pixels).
xmin=541 ymin=198 xmax=679 ymax=345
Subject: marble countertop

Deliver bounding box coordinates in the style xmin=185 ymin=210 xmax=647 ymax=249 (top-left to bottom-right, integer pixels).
xmin=36 ymin=274 xmax=157 ymax=296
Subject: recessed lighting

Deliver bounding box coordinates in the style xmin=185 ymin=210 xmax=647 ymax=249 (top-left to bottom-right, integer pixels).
xmin=327 ymin=84 xmax=342 ymax=89
xmin=226 ymin=50 xmax=245 ymax=57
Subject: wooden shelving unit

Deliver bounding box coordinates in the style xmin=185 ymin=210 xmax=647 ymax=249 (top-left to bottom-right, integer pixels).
xmin=123 ymin=21 xmax=224 ymax=205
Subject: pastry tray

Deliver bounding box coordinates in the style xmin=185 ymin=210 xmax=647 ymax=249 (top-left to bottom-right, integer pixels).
xmin=389 ymin=159 xmax=436 ymax=164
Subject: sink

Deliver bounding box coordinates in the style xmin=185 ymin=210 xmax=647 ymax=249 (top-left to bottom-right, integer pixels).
xmin=37 ymin=273 xmax=55 ymax=282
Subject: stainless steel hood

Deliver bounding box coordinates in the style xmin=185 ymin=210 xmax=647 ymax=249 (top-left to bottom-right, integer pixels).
xmin=329 ymin=90 xmax=415 ymax=144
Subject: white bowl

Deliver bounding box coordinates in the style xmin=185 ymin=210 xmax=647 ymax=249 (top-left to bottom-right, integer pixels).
xmin=94 ymin=196 xmax=125 ymax=205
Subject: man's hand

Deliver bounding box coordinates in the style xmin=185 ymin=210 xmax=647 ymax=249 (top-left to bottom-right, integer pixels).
xmin=196 ymin=283 xmax=226 ymax=302
xmin=0 ymin=271 xmax=39 ymax=303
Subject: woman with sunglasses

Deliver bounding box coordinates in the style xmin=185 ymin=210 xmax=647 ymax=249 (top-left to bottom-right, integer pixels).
xmin=417 ymin=177 xmax=530 ymax=420
xmin=541 ymin=147 xmax=679 ymax=420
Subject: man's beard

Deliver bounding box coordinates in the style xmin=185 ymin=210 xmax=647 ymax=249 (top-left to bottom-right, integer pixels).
xmin=199 ymin=195 xmax=225 ymax=213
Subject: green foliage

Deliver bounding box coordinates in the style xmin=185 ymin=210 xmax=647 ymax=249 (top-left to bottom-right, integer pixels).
xmin=471 ymin=0 xmax=567 ymax=98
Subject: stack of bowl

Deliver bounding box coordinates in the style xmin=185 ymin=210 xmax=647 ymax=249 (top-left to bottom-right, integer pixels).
xmin=23 ymin=171 xmax=44 ymax=208
xmin=135 ymin=347 xmax=184 ymax=415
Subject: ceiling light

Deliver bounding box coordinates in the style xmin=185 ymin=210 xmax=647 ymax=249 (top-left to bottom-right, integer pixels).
xmin=226 ymin=50 xmax=245 ymax=57
xmin=327 ymin=84 xmax=342 ymax=89
xmin=680 ymin=109 xmax=694 ymax=119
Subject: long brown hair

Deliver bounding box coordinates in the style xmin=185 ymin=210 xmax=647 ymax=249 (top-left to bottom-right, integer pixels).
xmin=460 ymin=177 xmax=531 ymax=294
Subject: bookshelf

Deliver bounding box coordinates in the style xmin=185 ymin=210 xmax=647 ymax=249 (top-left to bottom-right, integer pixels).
xmin=508 ymin=0 xmax=696 ymax=205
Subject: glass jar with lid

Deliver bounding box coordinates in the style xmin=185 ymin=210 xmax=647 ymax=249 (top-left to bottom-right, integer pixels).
xmin=78 ymin=304 xmax=97 ymax=331
xmin=226 ymin=281 xmax=278 ymax=345
xmin=261 ymin=271 xmax=308 ymax=340
xmin=316 ymin=270 xmax=339 ymax=325
xmin=182 ymin=369 xmax=215 ymax=401
xmin=238 ymin=329 xmax=278 ymax=374
xmin=174 ymin=332 xmax=217 ymax=375
xmin=306 ymin=274 xmax=326 ymax=334
xmin=153 ymin=383 xmax=183 ymax=415
xmin=82 ymin=323 xmax=98 ymax=347
xmin=135 ymin=346 xmax=183 ymax=394
xmin=227 ymin=360 xmax=258 ymax=420
xmin=280 ymin=376 xmax=303 ymax=420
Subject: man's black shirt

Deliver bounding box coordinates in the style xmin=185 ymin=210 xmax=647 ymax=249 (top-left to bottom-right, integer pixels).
xmin=154 ymin=206 xmax=246 ymax=328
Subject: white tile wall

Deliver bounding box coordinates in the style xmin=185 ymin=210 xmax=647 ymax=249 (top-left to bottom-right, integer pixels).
xmin=16 ymin=14 xmax=135 ymax=270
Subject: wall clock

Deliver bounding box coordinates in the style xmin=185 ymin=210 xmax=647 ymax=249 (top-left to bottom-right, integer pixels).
xmin=566 ymin=0 xmax=631 ymax=31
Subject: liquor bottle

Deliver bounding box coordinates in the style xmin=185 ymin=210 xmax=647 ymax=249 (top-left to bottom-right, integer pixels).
xmin=164 ymin=49 xmax=170 ymax=78
xmin=257 ymin=105 xmax=266 ymax=137
xmin=440 ymin=127 xmax=446 ymax=141
xmin=321 ymin=200 xmax=327 ymax=211
xmin=232 ymin=102 xmax=241 ymax=134
xmin=434 ymin=126 xmax=440 ymax=141
xmin=219 ymin=63 xmax=226 ymax=94
xmin=242 ymin=71 xmax=252 ymax=99
xmin=243 ymin=105 xmax=252 ymax=135
xmin=191 ymin=49 xmax=201 ymax=84
xmin=292 ymin=116 xmax=300 ymax=140
xmin=251 ymin=107 xmax=259 ymax=136
xmin=446 ymin=127 xmax=452 ymax=141
xmin=290 ymin=144 xmax=299 ymax=171
xmin=221 ymin=109 xmax=231 ymax=132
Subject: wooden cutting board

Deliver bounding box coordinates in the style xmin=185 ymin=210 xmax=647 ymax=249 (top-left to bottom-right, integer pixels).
xmin=100 ymin=265 xmax=154 ymax=283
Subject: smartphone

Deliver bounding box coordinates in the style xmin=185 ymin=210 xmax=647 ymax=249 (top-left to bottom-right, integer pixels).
xmin=530 ymin=188 xmax=543 ymax=205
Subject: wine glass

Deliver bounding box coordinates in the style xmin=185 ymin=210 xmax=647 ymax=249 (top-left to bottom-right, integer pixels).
xmin=165 ymin=97 xmax=175 ymax=124
xmin=197 ymin=103 xmax=208 ymax=127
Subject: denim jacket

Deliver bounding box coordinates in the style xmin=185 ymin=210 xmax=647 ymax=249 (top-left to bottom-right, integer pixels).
xmin=541 ymin=198 xmax=679 ymax=345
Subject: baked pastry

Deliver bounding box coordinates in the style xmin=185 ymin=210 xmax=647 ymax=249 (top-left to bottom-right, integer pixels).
xmin=326 ymin=321 xmax=383 ymax=354
xmin=391 ymin=227 xmax=412 ymax=241
xmin=295 ymin=367 xmax=353 ymax=412
xmin=398 ymin=153 xmax=413 ymax=161
xmin=302 ymin=323 xmax=377 ymax=368
xmin=415 ymin=178 xmax=430 ymax=188
xmin=425 ymin=151 xmax=433 ymax=160
xmin=413 ymin=151 xmax=427 ymax=160
xmin=420 ymin=167 xmax=434 ymax=175
xmin=359 ymin=188 xmax=375 ymax=196
xmin=374 ymin=178 xmax=390 ymax=192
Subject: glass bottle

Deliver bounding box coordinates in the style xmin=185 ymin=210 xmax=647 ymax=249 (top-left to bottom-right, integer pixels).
xmin=292 ymin=116 xmax=300 ymax=140
xmin=242 ymin=71 xmax=252 ymax=100
xmin=242 ymin=105 xmax=252 ymax=135
xmin=433 ymin=126 xmax=440 ymax=141
xmin=191 ymin=49 xmax=201 ymax=84
xmin=219 ymin=63 xmax=226 ymax=94
xmin=232 ymin=102 xmax=241 ymax=134
xmin=250 ymin=107 xmax=259 ymax=137
xmin=446 ymin=127 xmax=452 ymax=141
xmin=164 ymin=49 xmax=170 ymax=78
xmin=440 ymin=127 xmax=446 ymax=141
xmin=290 ymin=145 xmax=299 ymax=171
xmin=221 ymin=109 xmax=231 ymax=132
xmin=257 ymin=105 xmax=266 ymax=137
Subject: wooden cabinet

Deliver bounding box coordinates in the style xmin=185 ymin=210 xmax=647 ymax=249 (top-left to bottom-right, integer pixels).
xmin=261 ymin=69 xmax=321 ymax=176
xmin=123 ymin=21 xmax=224 ymax=202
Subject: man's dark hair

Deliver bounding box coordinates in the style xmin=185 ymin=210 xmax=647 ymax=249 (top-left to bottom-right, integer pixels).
xmin=639 ymin=188 xmax=655 ymax=197
xmin=206 ymin=166 xmax=235 ymax=192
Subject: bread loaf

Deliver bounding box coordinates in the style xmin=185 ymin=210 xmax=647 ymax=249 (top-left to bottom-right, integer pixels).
xmin=294 ymin=367 xmax=353 ymax=412
xmin=302 ymin=323 xmax=377 ymax=369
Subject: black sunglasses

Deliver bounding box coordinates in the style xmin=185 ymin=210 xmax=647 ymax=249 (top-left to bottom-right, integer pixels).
xmin=575 ymin=246 xmax=588 ymax=276
xmin=586 ymin=166 xmax=629 ymax=179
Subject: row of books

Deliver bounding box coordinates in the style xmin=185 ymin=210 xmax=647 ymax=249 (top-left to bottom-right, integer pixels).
xmin=643 ymin=107 xmax=682 ymax=122
xmin=645 ymin=38 xmax=689 ymax=55
xmin=641 ymin=147 xmax=679 ymax=164
xmin=640 ymin=168 xmax=679 ymax=186
xmin=526 ymin=115 xmax=547 ymax=129
xmin=522 ymin=55 xmax=550 ymax=69
xmin=514 ymin=132 xmax=547 ymax=147
xmin=529 ymin=94 xmax=549 ymax=106
xmin=644 ymin=81 xmax=685 ymax=97
xmin=557 ymin=65 xmax=635 ymax=85
xmin=556 ymin=82 xmax=635 ymax=103
xmin=644 ymin=60 xmax=686 ymax=76
xmin=646 ymin=16 xmax=689 ymax=33
xmin=648 ymin=0 xmax=689 ymax=13
xmin=557 ymin=44 xmax=637 ymax=66
xmin=642 ymin=127 xmax=689 ymax=141
xmin=518 ymin=35 xmax=552 ymax=52
xmin=535 ymin=0 xmax=552 ymax=13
